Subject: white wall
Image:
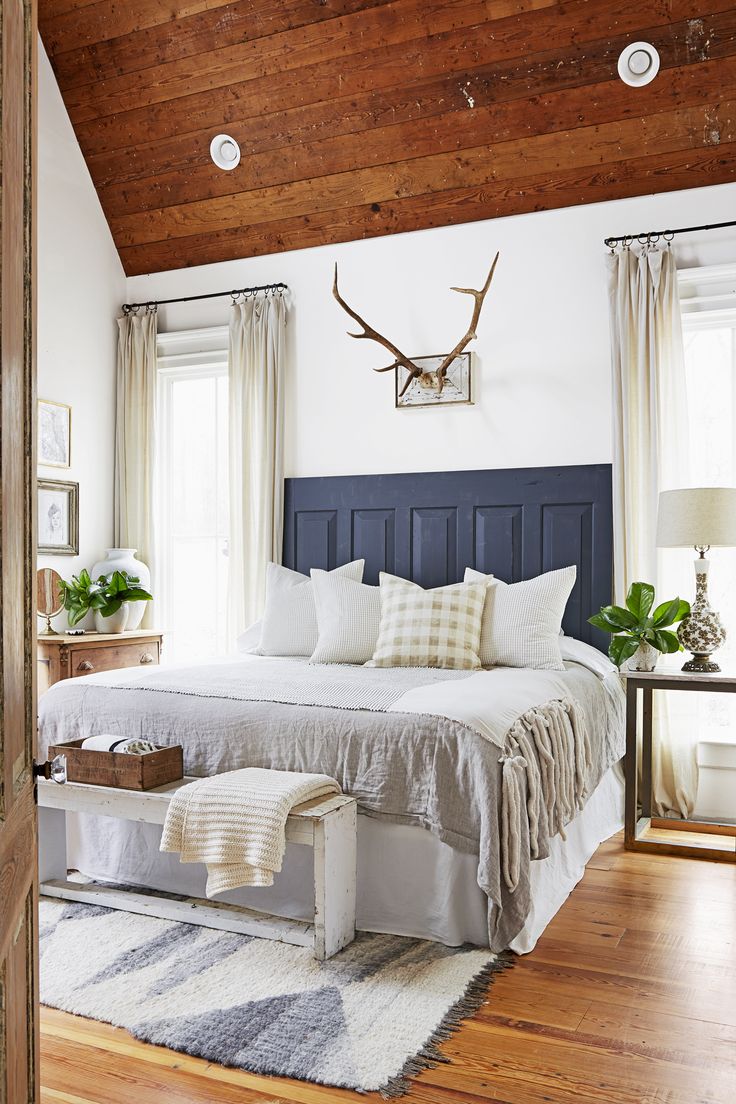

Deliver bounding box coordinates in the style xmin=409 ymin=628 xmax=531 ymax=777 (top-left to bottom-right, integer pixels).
xmin=37 ymin=43 xmax=126 ymax=623
xmin=126 ymin=180 xmax=736 ymax=479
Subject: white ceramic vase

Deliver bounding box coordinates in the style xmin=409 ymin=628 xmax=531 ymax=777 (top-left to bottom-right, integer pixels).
xmin=629 ymin=641 xmax=658 ymax=672
xmin=94 ymin=604 xmax=129 ymax=634
xmin=91 ymin=548 xmax=150 ymax=630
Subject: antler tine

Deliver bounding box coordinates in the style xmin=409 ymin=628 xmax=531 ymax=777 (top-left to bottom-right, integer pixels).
xmin=435 ymin=252 xmax=500 ymax=393
xmin=332 ymin=264 xmax=421 ymax=378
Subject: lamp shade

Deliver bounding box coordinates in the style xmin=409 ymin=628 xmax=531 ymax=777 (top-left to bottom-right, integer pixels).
xmin=656 ymin=487 xmax=736 ymax=548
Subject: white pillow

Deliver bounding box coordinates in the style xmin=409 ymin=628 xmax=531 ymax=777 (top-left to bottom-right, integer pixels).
xmin=236 ymin=620 xmax=262 ymax=653
xmin=257 ymin=560 xmax=364 ymax=656
xmin=367 ymin=573 xmax=486 ymax=670
xmin=310 ymin=571 xmax=381 ymax=665
xmin=465 ymin=565 xmax=576 ymax=670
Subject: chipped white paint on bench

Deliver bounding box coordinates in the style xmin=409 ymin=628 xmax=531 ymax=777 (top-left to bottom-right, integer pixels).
xmin=38 ymin=777 xmax=357 ymax=960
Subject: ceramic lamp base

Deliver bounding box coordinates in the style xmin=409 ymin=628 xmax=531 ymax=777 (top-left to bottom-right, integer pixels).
xmin=682 ymin=655 xmax=721 ymax=673
xmin=677 ymin=555 xmax=726 ymax=676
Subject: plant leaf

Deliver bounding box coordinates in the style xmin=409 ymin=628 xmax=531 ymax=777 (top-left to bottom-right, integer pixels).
xmin=652 ymin=597 xmax=686 ymax=628
xmin=608 ymin=635 xmax=640 ymax=668
xmin=650 ymin=629 xmax=682 ymax=654
xmin=588 ymin=613 xmax=615 ymax=633
xmin=626 ymin=582 xmax=655 ymax=621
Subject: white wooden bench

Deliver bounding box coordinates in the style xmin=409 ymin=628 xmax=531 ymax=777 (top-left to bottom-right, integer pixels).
xmin=38 ymin=777 xmax=357 ymax=960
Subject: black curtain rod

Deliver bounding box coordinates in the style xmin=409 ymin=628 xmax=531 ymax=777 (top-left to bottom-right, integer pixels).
xmin=604 ymin=219 xmax=736 ymax=249
xmin=122 ymin=281 xmax=288 ymax=314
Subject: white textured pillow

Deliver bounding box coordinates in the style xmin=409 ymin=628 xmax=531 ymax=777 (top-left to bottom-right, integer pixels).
xmin=367 ymin=573 xmax=486 ymax=670
xmin=236 ymin=620 xmax=263 ymax=653
xmin=310 ymin=571 xmax=381 ymax=665
xmin=465 ymin=565 xmax=576 ymax=670
xmin=257 ymin=560 xmax=364 ymax=656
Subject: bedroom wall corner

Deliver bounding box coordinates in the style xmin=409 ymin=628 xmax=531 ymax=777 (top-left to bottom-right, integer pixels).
xmin=37 ymin=40 xmax=126 ymax=620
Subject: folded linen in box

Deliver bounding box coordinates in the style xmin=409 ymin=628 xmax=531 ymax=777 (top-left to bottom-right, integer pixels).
xmin=81 ymin=734 xmax=158 ymax=755
xmin=160 ymin=767 xmax=340 ymax=896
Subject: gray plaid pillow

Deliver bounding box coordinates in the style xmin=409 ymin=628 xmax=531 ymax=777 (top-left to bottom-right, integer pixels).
xmin=367 ymin=573 xmax=486 ymax=669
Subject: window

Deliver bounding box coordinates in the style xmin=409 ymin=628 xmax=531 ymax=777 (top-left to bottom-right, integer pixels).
xmin=679 ymin=263 xmax=736 ymax=735
xmin=156 ymin=329 xmax=229 ymax=663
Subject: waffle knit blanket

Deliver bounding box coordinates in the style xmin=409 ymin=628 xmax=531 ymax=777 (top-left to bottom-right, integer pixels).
xmin=159 ymin=768 xmax=340 ymax=896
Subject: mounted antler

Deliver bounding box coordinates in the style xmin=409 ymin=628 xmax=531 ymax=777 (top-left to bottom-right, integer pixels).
xmin=332 ymin=254 xmax=499 ymax=397
xmin=332 ymin=264 xmax=423 ymax=393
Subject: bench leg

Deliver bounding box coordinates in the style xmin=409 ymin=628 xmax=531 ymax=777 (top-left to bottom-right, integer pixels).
xmin=312 ymin=802 xmax=357 ymax=960
xmin=39 ymin=806 xmax=68 ymax=883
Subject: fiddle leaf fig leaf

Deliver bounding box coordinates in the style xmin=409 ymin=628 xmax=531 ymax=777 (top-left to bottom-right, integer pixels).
xmin=608 ymin=635 xmax=640 ymax=668
xmin=626 ymin=582 xmax=655 ymax=621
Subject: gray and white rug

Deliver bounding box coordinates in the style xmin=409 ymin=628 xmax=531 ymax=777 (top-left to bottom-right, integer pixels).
xmin=40 ymin=897 xmax=511 ymax=1096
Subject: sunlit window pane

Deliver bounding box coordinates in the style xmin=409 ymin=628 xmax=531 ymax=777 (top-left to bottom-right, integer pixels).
xmin=681 ymin=318 xmax=736 ymax=737
xmin=157 ymin=361 xmax=229 ymax=664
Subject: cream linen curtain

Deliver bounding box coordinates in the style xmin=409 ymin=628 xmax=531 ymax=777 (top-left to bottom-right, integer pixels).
xmin=114 ymin=309 xmax=157 ymax=624
xmin=228 ymin=293 xmax=286 ymax=640
xmin=609 ymin=245 xmax=697 ymax=816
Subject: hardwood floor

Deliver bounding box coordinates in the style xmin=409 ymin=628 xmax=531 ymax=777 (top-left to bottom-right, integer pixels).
xmin=40 ymin=833 xmax=736 ymax=1104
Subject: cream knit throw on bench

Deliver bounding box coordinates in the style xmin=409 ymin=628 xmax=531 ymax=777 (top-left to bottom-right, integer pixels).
xmin=160 ymin=768 xmax=341 ymax=897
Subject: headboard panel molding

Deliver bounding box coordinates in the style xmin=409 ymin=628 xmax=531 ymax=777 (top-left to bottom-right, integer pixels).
xmin=283 ymin=464 xmax=612 ymax=648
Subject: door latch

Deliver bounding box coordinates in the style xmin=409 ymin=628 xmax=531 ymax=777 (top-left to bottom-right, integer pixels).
xmin=33 ymin=754 xmax=67 ymax=784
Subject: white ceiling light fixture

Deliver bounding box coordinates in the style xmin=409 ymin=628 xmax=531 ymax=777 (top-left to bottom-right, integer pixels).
xmin=617 ymin=41 xmax=660 ymax=87
xmin=210 ymin=133 xmax=241 ymax=171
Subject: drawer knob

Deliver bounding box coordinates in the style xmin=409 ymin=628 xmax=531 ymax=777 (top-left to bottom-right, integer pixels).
xmin=77 ymin=660 xmax=95 ymax=672
xmin=139 ymin=652 xmax=155 ymax=664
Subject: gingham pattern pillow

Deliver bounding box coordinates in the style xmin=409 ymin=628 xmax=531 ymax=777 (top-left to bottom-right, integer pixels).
xmin=310 ymin=571 xmax=381 ymax=665
xmin=465 ymin=565 xmax=576 ymax=670
xmin=367 ymin=573 xmax=487 ymax=669
xmin=257 ymin=559 xmax=364 ymax=657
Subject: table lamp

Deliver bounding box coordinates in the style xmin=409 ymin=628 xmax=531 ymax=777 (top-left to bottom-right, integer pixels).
xmin=656 ymin=487 xmax=736 ymax=671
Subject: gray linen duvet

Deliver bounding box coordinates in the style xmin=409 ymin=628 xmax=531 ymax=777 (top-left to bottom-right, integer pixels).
xmin=38 ymin=656 xmax=624 ymax=950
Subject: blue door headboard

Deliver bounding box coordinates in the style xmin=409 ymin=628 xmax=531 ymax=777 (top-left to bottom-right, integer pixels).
xmin=283 ymin=463 xmax=612 ymax=649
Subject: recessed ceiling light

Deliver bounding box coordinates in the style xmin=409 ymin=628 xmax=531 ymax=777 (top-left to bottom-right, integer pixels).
xmin=617 ymin=42 xmax=660 ymax=87
xmin=210 ymin=133 xmax=241 ymax=171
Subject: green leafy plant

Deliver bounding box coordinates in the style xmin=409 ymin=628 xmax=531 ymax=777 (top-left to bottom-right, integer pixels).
xmin=58 ymin=568 xmax=152 ymax=627
xmin=588 ymin=582 xmax=690 ymax=668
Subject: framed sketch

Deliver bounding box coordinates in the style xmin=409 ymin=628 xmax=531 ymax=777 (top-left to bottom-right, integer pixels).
xmin=395 ymin=353 xmax=473 ymax=409
xmin=37 ymin=479 xmax=79 ymax=555
xmin=38 ymin=399 xmax=71 ymax=467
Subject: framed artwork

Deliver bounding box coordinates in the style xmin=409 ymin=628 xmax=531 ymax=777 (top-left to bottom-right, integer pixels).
xmin=38 ymin=399 xmax=71 ymax=467
xmin=37 ymin=479 xmax=79 ymax=555
xmin=395 ymin=353 xmax=473 ymax=408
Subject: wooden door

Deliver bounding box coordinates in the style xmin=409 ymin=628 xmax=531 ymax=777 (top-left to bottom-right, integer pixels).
xmin=0 ymin=1 xmax=38 ymax=1102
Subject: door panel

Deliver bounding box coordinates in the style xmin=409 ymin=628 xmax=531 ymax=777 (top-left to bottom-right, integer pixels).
xmin=0 ymin=0 xmax=38 ymax=1101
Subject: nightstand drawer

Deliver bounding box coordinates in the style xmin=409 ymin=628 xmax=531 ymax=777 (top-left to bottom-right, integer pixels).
xmin=71 ymin=641 xmax=160 ymax=677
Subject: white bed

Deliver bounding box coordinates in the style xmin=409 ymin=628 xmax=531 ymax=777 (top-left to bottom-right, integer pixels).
xmin=65 ymin=763 xmax=623 ymax=953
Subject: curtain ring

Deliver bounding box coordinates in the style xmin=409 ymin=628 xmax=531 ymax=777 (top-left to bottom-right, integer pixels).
xmin=623 ymin=236 xmax=632 ymax=250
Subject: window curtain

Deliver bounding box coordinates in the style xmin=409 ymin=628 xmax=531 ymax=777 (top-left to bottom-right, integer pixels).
xmin=113 ymin=308 xmax=157 ymax=626
xmin=228 ymin=293 xmax=286 ymax=640
xmin=609 ymin=245 xmax=698 ymax=816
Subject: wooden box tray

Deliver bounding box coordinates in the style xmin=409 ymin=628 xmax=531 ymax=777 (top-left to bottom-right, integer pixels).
xmin=47 ymin=738 xmax=184 ymax=791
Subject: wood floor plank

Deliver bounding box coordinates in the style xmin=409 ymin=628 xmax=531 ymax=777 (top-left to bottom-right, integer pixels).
xmin=40 ymin=832 xmax=736 ymax=1103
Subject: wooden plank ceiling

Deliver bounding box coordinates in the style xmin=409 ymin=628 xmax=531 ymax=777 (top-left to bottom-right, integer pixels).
xmin=39 ymin=0 xmax=736 ymax=276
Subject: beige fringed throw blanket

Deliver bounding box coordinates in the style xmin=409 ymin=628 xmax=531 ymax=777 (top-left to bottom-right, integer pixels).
xmin=160 ymin=768 xmax=340 ymax=896
xmin=386 ymin=667 xmax=593 ymax=892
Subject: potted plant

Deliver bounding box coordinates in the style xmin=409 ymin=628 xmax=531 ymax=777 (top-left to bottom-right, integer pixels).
xmin=588 ymin=582 xmax=690 ymax=671
xmin=58 ymin=568 xmax=153 ymax=634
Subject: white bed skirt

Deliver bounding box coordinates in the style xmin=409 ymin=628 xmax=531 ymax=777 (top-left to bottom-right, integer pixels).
xmin=65 ymin=764 xmax=623 ymax=953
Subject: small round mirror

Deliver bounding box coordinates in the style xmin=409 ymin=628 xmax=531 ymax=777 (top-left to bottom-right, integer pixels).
xmin=37 ymin=567 xmax=64 ymax=635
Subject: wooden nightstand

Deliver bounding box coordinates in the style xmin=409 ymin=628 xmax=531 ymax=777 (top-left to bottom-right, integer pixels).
xmin=37 ymin=630 xmax=164 ymax=695
xmin=625 ymin=667 xmax=736 ymax=861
